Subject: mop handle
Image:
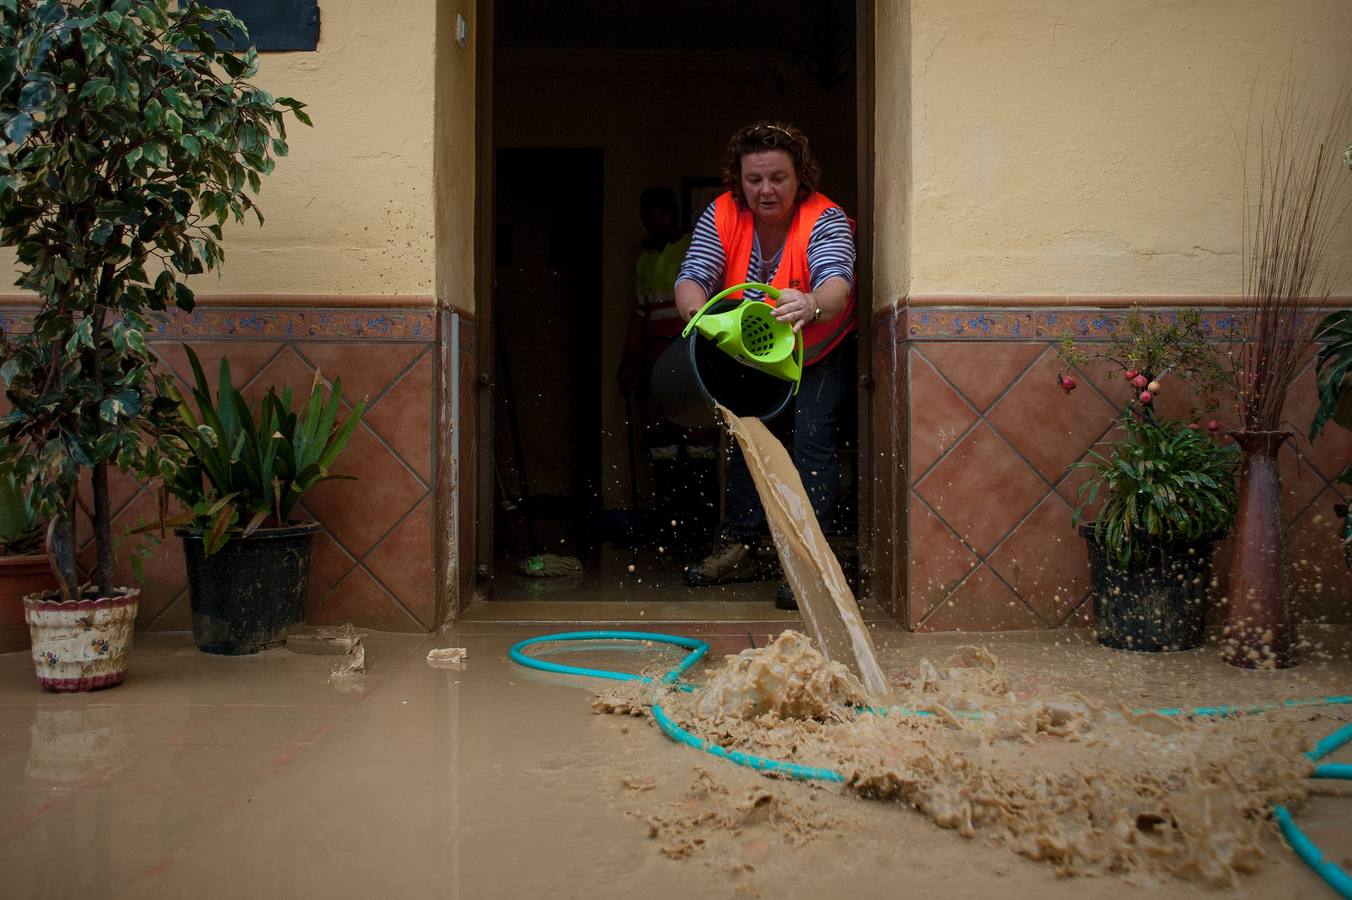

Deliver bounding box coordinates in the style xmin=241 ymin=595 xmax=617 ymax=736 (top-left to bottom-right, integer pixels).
xmin=681 ymin=282 xmax=805 ymax=386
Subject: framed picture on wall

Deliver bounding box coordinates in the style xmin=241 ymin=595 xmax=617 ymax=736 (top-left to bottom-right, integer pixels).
xmin=682 ymin=177 xmax=723 ymax=232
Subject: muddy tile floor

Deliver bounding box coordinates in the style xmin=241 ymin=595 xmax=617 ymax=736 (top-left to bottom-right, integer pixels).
xmin=1 ymin=613 xmax=1349 ymax=899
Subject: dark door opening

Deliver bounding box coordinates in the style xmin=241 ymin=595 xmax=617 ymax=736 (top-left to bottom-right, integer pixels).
xmin=479 ymin=0 xmax=867 ymax=603
xmin=492 ymin=148 xmax=604 ymax=577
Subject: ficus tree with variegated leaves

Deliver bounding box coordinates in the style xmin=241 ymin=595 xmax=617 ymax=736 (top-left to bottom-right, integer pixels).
xmin=0 ymin=0 xmax=309 ymax=598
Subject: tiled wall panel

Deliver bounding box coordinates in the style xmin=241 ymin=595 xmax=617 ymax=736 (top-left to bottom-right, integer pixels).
xmin=871 ymin=305 xmax=1352 ymax=632
xmin=2 ymin=303 xmax=454 ymax=633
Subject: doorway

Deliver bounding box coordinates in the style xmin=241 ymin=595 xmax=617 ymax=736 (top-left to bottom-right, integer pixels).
xmin=477 ymin=0 xmax=868 ymax=604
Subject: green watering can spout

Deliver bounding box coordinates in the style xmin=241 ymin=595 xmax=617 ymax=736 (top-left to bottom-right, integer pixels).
xmin=681 ymin=282 xmax=804 ymax=391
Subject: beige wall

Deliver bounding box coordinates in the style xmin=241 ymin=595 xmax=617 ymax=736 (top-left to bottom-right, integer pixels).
xmin=903 ymin=0 xmax=1352 ymax=299
xmin=1 ymin=0 xmax=442 ymax=297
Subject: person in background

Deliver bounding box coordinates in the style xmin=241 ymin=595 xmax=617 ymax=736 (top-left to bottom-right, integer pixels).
xmin=674 ymin=122 xmax=856 ymax=610
xmin=619 ymin=187 xmax=716 ymax=553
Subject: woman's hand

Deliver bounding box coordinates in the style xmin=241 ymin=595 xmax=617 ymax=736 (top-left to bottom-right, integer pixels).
xmin=772 ymin=277 xmax=849 ymax=332
xmin=771 ymin=288 xmax=816 ymax=333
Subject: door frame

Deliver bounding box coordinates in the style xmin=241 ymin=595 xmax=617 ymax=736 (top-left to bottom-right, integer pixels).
xmin=853 ymin=0 xmax=876 ymax=594
xmin=473 ymin=0 xmax=495 ymax=587
xmin=472 ymin=0 xmax=878 ymax=603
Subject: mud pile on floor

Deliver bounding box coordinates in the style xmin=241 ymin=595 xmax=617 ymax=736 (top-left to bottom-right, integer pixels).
xmin=599 ymin=631 xmax=1323 ymax=886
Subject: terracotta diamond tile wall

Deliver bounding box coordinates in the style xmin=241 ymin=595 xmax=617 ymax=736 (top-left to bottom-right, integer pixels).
xmin=876 ymin=305 xmax=1352 ymax=633
xmin=909 ymin=342 xmax=1089 ymax=630
xmin=105 ymin=304 xmax=445 ymax=633
xmin=3 ymin=302 xmax=461 ymax=633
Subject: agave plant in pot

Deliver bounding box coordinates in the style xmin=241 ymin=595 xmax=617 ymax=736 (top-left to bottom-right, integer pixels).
xmin=0 ymin=1 xmax=307 ymax=689
xmin=142 ymin=347 xmax=364 ymax=655
xmin=1059 ymin=308 xmax=1238 ymax=651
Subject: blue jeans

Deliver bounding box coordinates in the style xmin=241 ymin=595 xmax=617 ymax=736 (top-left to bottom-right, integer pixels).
xmin=721 ymin=333 xmax=856 ymax=542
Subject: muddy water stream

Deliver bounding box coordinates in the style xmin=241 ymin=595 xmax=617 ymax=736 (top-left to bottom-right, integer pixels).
xmin=717 ymin=405 xmax=890 ymax=697
xmin=587 ymin=408 xmax=1350 ymax=889
xmin=599 ymin=630 xmax=1345 ymax=889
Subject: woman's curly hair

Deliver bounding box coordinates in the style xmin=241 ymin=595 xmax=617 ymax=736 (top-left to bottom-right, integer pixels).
xmin=721 ymin=122 xmax=820 ymax=208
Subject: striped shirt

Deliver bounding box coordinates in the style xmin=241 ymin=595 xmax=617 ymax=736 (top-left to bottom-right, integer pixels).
xmin=676 ymin=203 xmax=855 ymax=302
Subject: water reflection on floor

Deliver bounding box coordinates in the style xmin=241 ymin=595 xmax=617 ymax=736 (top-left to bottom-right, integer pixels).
xmin=1 ymin=617 xmax=1348 ymax=899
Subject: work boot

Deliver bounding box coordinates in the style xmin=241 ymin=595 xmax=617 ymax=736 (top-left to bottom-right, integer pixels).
xmin=775 ymin=582 xmax=798 ymax=611
xmin=684 ymin=537 xmax=758 ymax=586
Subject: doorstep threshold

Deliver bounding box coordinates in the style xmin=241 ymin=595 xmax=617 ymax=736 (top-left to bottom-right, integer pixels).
xmin=457 ymin=599 xmax=804 ymax=624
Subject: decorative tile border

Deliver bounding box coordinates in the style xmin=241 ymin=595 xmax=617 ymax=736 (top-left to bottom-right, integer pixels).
xmin=0 ymin=310 xmax=31 ymax=334
xmin=0 ymin=306 xmax=438 ymax=341
xmin=905 ymin=307 xmax=1329 ymax=341
xmin=907 ymin=309 xmax=1037 ymax=339
xmin=177 ymin=308 xmax=436 ymax=340
xmin=907 ymin=294 xmax=1352 ymax=308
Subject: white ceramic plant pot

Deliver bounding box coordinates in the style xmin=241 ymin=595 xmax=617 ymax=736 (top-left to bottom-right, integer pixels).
xmin=24 ymin=589 xmax=139 ymax=692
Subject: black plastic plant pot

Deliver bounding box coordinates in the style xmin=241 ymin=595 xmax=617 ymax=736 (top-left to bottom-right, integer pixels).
xmin=1080 ymin=525 xmax=1212 ymax=652
xmin=178 ymin=521 xmax=319 ymax=655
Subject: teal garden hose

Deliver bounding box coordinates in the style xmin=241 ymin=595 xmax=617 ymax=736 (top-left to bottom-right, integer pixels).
xmin=509 ymin=631 xmax=1352 ymax=896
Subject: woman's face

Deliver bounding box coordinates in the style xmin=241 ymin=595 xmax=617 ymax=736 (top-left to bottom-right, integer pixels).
xmin=740 ymin=150 xmax=799 ymax=228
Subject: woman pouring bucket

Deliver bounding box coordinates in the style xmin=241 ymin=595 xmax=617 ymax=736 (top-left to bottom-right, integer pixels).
xmin=658 ymin=122 xmax=857 ymax=610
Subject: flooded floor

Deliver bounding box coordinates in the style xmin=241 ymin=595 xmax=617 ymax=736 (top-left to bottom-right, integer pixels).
xmin=2 ymin=611 xmax=1349 ymax=899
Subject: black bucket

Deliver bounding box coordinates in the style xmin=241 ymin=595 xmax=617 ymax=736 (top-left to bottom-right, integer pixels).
xmin=650 ymin=300 xmax=796 ymax=429
xmin=178 ymin=521 xmax=319 ymax=655
xmin=1082 ymin=525 xmax=1211 ymax=652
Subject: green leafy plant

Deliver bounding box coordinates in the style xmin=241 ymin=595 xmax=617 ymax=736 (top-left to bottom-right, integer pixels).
xmin=0 ymin=462 xmax=43 ymax=555
xmin=1057 ymin=307 xmax=1229 ymax=412
xmin=1308 ymin=309 xmax=1352 ymax=567
xmin=147 ymin=346 xmax=365 ymax=556
xmin=1058 ymin=307 xmax=1238 ymax=568
xmin=0 ymin=0 xmax=309 ymax=596
xmin=1073 ymin=409 xmax=1240 ymax=569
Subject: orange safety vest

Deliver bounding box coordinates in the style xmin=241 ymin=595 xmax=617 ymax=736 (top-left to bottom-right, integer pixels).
xmin=712 ymin=190 xmax=857 ymax=365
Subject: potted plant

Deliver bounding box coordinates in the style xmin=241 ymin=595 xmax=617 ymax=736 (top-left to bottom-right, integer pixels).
xmin=0 ymin=1 xmax=308 ymax=689
xmin=1072 ymin=410 xmax=1240 ymax=651
xmin=1309 ymin=309 xmax=1352 ymax=571
xmin=141 ymin=347 xmax=365 ymax=655
xmin=0 ymin=463 xmax=55 ymax=653
xmin=1059 ymin=308 xmax=1238 ymax=651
